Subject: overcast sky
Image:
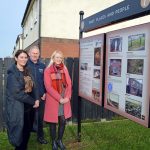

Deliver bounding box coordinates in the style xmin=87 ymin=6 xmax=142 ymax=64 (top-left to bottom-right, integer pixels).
xmin=0 ymin=0 xmax=28 ymax=58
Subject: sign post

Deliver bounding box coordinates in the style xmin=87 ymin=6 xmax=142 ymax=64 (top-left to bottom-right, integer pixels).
xmin=78 ymin=10 xmax=84 ymax=142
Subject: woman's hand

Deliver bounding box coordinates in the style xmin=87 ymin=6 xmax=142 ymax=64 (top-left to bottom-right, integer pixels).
xmin=33 ymin=100 xmax=39 ymax=108
xmin=63 ymin=98 xmax=69 ymax=103
xmin=60 ymin=98 xmax=64 ymax=104
xmin=60 ymin=98 xmax=69 ymax=104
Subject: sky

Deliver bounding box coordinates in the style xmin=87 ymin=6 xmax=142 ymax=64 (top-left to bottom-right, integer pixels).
xmin=0 ymin=0 xmax=28 ymax=58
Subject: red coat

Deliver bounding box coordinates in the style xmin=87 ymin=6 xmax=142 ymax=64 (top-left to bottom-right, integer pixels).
xmin=44 ymin=65 xmax=72 ymax=123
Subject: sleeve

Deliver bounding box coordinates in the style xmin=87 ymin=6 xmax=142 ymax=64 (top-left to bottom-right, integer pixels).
xmin=28 ymin=67 xmax=40 ymax=100
xmin=43 ymin=64 xmax=47 ymax=94
xmin=32 ymin=81 xmax=40 ymax=100
xmin=44 ymin=68 xmax=62 ymax=102
xmin=6 ymin=74 xmax=35 ymax=105
xmin=64 ymin=66 xmax=72 ymax=100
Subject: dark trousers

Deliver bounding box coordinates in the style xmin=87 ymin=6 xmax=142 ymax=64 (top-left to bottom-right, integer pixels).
xmin=36 ymin=100 xmax=45 ymax=138
xmin=50 ymin=116 xmax=66 ymax=141
xmin=15 ymin=108 xmax=34 ymax=150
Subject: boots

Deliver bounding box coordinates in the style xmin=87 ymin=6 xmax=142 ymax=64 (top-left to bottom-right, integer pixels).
xmin=57 ymin=139 xmax=66 ymax=150
xmin=50 ymin=123 xmax=58 ymax=150
xmin=57 ymin=116 xmax=66 ymax=150
xmin=50 ymin=116 xmax=66 ymax=150
xmin=52 ymin=140 xmax=58 ymax=150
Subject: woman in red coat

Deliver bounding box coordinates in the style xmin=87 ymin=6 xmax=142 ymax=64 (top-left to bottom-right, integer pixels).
xmin=44 ymin=50 xmax=72 ymax=150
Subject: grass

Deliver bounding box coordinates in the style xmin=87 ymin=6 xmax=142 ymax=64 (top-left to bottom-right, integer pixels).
xmin=1 ymin=119 xmax=150 ymax=150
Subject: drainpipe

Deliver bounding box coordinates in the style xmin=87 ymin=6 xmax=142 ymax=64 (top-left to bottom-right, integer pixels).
xmin=19 ymin=36 xmax=20 ymax=50
xmin=39 ymin=0 xmax=42 ymax=56
xmin=22 ymin=27 xmax=24 ymax=50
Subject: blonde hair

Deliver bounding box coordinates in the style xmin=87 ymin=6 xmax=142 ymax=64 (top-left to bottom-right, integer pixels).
xmin=48 ymin=50 xmax=64 ymax=67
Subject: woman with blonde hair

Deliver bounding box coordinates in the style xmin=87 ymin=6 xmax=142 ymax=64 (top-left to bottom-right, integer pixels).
xmin=44 ymin=50 xmax=72 ymax=150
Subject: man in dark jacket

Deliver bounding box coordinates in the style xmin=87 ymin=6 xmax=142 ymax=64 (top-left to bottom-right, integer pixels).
xmin=27 ymin=46 xmax=48 ymax=144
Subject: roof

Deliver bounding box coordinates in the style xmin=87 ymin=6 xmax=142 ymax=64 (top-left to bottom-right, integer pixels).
xmin=21 ymin=0 xmax=32 ymax=27
xmin=15 ymin=34 xmax=23 ymax=44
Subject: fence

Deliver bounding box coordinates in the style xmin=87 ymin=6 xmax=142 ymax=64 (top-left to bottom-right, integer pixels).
xmin=0 ymin=57 xmax=117 ymax=131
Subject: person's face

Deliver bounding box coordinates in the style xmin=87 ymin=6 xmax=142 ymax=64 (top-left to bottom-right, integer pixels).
xmin=15 ymin=52 xmax=28 ymax=67
xmin=53 ymin=53 xmax=63 ymax=65
xmin=29 ymin=48 xmax=40 ymax=62
xmin=95 ymin=51 xmax=100 ymax=59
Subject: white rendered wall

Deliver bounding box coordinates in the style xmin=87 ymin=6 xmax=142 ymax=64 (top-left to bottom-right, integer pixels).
xmin=23 ymin=0 xmax=39 ymax=49
xmin=41 ymin=0 xmax=123 ymax=39
xmin=16 ymin=36 xmax=23 ymax=50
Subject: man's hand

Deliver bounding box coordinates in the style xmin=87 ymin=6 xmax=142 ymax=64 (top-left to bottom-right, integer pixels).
xmin=41 ymin=93 xmax=46 ymax=100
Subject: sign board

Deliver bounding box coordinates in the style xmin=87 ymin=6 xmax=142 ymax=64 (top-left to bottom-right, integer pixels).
xmin=79 ymin=34 xmax=104 ymax=105
xmin=104 ymin=23 xmax=150 ymax=127
xmin=81 ymin=0 xmax=150 ymax=32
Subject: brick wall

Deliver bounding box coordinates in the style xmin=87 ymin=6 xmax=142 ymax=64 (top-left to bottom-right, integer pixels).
xmin=41 ymin=37 xmax=79 ymax=58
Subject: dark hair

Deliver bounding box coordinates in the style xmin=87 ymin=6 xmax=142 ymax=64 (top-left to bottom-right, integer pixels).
xmin=15 ymin=50 xmax=29 ymax=59
xmin=14 ymin=50 xmax=29 ymax=76
xmin=94 ymin=48 xmax=100 ymax=54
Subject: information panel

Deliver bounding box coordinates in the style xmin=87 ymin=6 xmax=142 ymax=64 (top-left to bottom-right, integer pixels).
xmin=81 ymin=0 xmax=150 ymax=32
xmin=79 ymin=34 xmax=104 ymax=105
xmin=104 ymin=23 xmax=150 ymax=127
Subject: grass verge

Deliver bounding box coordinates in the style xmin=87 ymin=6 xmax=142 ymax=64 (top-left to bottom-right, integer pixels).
xmin=0 ymin=119 xmax=150 ymax=150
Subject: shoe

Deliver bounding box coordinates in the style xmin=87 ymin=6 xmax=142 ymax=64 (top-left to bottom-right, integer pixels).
xmin=57 ymin=140 xmax=66 ymax=150
xmin=37 ymin=137 xmax=48 ymax=144
xmin=52 ymin=140 xmax=58 ymax=150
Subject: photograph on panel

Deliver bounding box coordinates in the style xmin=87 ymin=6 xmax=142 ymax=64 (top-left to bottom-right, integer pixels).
xmin=128 ymin=33 xmax=145 ymax=51
xmin=80 ymin=63 xmax=88 ymax=70
xmin=107 ymin=93 xmax=119 ymax=109
xmin=93 ymin=69 xmax=100 ymax=79
xmin=127 ymin=59 xmax=144 ymax=75
xmin=126 ymin=77 xmax=143 ymax=97
xmin=110 ymin=37 xmax=122 ymax=52
xmin=94 ymin=47 xmax=101 ymax=66
xmin=125 ymin=98 xmax=142 ymax=119
xmin=92 ymin=89 xmax=100 ymax=101
xmin=109 ymin=59 xmax=122 ymax=77
xmin=92 ymin=80 xmax=100 ymax=101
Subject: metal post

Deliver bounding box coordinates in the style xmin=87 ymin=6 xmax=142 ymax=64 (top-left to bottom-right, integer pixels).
xmin=101 ymin=33 xmax=106 ymax=121
xmin=77 ymin=11 xmax=84 ymax=142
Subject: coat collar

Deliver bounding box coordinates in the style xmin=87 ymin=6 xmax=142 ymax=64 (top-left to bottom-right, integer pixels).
xmin=28 ymin=59 xmax=40 ymax=65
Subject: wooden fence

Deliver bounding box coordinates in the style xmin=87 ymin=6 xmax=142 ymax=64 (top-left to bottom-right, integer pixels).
xmin=0 ymin=57 xmax=117 ymax=131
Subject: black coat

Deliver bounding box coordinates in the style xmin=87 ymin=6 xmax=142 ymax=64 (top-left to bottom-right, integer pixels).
xmin=5 ymin=64 xmax=39 ymax=146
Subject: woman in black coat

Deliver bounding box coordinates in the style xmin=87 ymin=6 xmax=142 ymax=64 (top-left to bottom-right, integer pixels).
xmin=5 ymin=50 xmax=40 ymax=150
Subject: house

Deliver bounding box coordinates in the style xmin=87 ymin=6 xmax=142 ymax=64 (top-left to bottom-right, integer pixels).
xmin=13 ymin=34 xmax=23 ymax=56
xmin=21 ymin=0 xmax=122 ymax=58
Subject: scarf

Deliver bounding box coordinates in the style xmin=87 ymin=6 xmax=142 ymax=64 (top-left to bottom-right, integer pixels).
xmin=24 ymin=75 xmax=33 ymax=93
xmin=50 ymin=63 xmax=67 ymax=95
